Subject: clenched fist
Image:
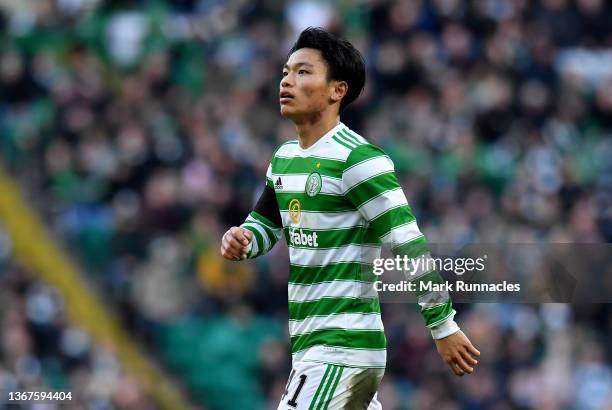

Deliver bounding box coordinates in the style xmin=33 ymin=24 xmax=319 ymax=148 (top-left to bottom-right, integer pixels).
xmin=220 ymin=227 xmax=253 ymax=261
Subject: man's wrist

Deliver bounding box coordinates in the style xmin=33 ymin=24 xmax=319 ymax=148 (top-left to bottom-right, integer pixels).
xmin=430 ymin=318 xmax=460 ymax=340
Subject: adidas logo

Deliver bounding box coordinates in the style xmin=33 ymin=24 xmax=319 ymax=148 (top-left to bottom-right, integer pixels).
xmin=274 ymin=177 xmax=283 ymax=189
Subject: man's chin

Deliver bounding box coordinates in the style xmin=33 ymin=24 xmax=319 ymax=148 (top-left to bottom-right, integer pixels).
xmin=280 ymin=106 xmax=298 ymax=118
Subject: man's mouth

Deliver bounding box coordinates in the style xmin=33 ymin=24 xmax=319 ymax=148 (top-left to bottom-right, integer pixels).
xmin=280 ymin=91 xmax=294 ymax=104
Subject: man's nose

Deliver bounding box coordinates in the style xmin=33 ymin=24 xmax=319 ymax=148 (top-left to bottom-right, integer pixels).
xmin=281 ymin=73 xmax=293 ymax=88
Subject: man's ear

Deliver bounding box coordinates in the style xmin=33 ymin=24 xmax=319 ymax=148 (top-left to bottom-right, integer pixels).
xmin=330 ymin=81 xmax=348 ymax=104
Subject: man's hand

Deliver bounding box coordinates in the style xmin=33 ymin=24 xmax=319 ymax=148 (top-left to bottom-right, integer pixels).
xmin=220 ymin=227 xmax=253 ymax=261
xmin=434 ymin=330 xmax=480 ymax=377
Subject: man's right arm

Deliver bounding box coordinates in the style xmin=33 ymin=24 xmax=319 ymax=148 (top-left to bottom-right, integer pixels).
xmin=240 ymin=182 xmax=283 ymax=259
xmin=220 ymin=164 xmax=283 ymax=260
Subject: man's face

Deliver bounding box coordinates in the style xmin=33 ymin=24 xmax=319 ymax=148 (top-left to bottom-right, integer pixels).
xmin=279 ymin=48 xmax=335 ymax=119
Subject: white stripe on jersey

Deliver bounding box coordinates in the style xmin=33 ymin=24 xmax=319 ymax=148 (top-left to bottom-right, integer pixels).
xmin=359 ymin=187 xmax=408 ymax=221
xmin=342 ymin=156 xmax=394 ymax=192
xmin=293 ymin=345 xmax=387 ymax=368
xmin=271 ymin=173 xmax=343 ymax=195
xmin=289 ymin=312 xmax=383 ymax=337
xmin=381 ymin=220 xmax=422 ymax=246
xmin=289 ymin=244 xmax=380 ymax=267
xmin=274 ymin=141 xmax=299 ymax=158
xmin=418 ymin=289 xmax=451 ymax=306
xmin=288 ymin=279 xmax=378 ymax=302
xmin=280 ymin=210 xmax=365 ymax=230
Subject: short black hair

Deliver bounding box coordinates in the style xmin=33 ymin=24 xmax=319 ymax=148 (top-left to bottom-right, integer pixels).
xmin=287 ymin=27 xmax=366 ymax=112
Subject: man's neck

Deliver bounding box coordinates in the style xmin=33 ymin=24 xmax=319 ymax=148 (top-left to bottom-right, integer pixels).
xmin=294 ymin=114 xmax=340 ymax=150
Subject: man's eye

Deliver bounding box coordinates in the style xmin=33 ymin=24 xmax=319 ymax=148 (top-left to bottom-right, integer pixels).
xmin=282 ymin=72 xmax=288 ymax=76
xmin=298 ymin=70 xmax=308 ymax=74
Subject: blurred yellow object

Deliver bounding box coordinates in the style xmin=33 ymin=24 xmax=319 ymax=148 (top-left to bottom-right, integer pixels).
xmin=197 ymin=247 xmax=255 ymax=296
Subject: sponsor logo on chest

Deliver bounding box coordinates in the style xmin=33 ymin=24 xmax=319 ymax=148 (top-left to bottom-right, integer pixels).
xmin=289 ymin=227 xmax=319 ymax=247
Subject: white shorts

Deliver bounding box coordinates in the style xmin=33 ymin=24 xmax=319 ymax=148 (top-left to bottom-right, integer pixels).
xmin=277 ymin=361 xmax=384 ymax=410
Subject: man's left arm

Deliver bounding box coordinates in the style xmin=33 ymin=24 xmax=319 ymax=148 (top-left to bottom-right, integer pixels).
xmin=342 ymin=144 xmax=480 ymax=376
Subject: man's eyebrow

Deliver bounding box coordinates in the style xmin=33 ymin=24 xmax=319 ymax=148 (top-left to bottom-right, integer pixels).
xmin=283 ymin=62 xmax=315 ymax=69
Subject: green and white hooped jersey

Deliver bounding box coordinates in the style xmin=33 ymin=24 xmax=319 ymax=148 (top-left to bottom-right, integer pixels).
xmin=241 ymin=122 xmax=458 ymax=368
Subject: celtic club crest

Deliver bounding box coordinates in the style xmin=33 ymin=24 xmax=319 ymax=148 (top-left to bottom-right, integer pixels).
xmin=305 ymin=172 xmax=322 ymax=197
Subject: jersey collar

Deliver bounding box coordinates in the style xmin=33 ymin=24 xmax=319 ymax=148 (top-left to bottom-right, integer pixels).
xmin=296 ymin=122 xmax=345 ymax=154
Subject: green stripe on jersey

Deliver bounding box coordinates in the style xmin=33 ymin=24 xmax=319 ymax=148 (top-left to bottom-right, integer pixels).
xmin=242 ymin=224 xmax=264 ymax=254
xmin=315 ymin=366 xmax=338 ymax=410
xmin=272 ymin=156 xmax=345 ymax=179
xmin=288 ymin=297 xmax=381 ymax=321
xmin=321 ymin=366 xmax=344 ymax=410
xmin=369 ymin=205 xmax=416 ymax=237
xmin=345 ymin=172 xmax=400 ymax=208
xmin=331 ymin=135 xmax=354 ymax=150
xmin=338 ymin=129 xmax=363 ymax=146
xmin=309 ymin=365 xmax=332 ymax=410
xmin=343 ymin=143 xmax=388 ymax=168
xmin=291 ymin=329 xmax=386 ymax=353
xmin=392 ymin=235 xmax=429 ymax=258
xmin=289 ymin=262 xmax=377 ymax=285
xmin=421 ymin=301 xmax=454 ymax=327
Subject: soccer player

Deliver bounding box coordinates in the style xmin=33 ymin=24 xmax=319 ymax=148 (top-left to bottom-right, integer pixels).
xmin=220 ymin=27 xmax=480 ymax=409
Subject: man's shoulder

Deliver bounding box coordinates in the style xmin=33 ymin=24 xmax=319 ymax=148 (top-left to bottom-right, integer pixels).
xmin=343 ymin=141 xmax=391 ymax=171
xmin=329 ymin=125 xmax=369 ymax=150
xmin=272 ymin=139 xmax=299 ymax=158
xmin=326 ymin=124 xmax=388 ymax=163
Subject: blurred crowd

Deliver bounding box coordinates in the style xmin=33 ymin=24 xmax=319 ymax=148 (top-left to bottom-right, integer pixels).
xmin=1 ymin=0 xmax=611 ymax=409
xmin=0 ymin=226 xmax=158 ymax=410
